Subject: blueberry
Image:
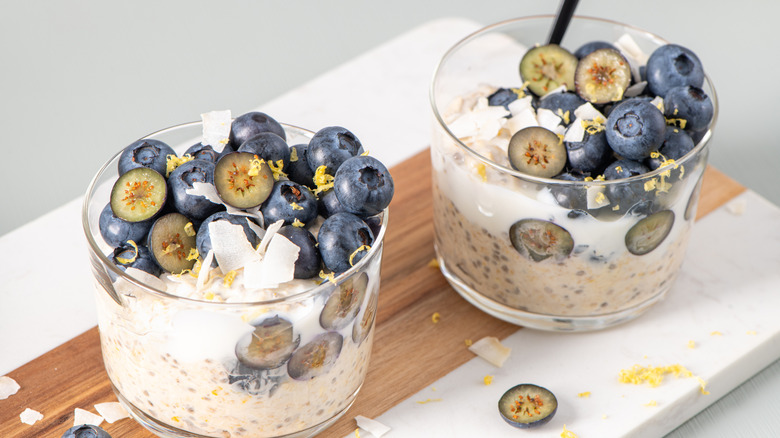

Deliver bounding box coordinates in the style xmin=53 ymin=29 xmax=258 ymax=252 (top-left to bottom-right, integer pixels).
xmin=287 ymin=332 xmax=343 ymax=381
xmin=508 ymin=127 xmax=567 ymax=178
xmin=625 ymin=210 xmax=675 ymax=255
xmin=565 ymin=130 xmax=612 ymax=174
xmin=551 ymin=171 xmax=588 ymax=212
xmin=318 ymin=212 xmax=374 ymax=274
xmin=196 ymin=211 xmax=261 ymax=266
xmin=147 ymin=212 xmax=198 ymax=274
xmin=168 ymin=159 xmax=223 ymax=220
xmin=573 ymin=40 xmax=617 ymax=59
xmin=604 ymin=159 xmax=650 ymax=180
xmin=228 ymin=362 xmax=286 ymax=396
xmin=509 ymin=219 xmax=574 ymax=262
xmin=214 ymin=151 xmax=274 ymax=209
xmin=519 ymin=44 xmax=578 ymax=97
xmin=111 ymin=240 xmax=162 ymax=277
xmin=306 ymin=126 xmax=364 ymax=175
xmin=235 ymin=315 xmax=300 ymax=370
xmin=605 ymin=98 xmax=666 ymax=160
xmin=287 ymin=144 xmax=315 ymax=188
xmin=110 ymin=167 xmax=168 ymax=223
xmin=537 ymin=92 xmax=586 ymax=126
xmin=645 ymin=44 xmax=705 ymax=97
xmin=320 ymin=272 xmax=368 ymax=330
xmin=487 ymin=87 xmax=523 ymax=110
xmin=498 ymin=384 xmax=558 ymax=429
xmin=277 ymin=225 xmax=321 ymax=279
xmin=645 ymin=129 xmax=695 ymax=170
xmin=237 ymin=132 xmax=291 ymax=171
xmin=61 ymin=425 xmax=112 ymax=438
xmin=352 ymin=290 xmax=378 ymax=345
xmin=318 ymin=188 xmax=348 ymax=218
xmin=229 ymin=111 xmax=286 ymax=146
xmin=117 ymin=139 xmax=176 ymax=176
xmin=663 ymin=85 xmax=714 ymax=132
xmin=98 ymin=203 xmax=153 ymax=247
xmin=184 ymin=143 xmax=221 ymax=162
xmin=333 ymin=156 xmax=394 ymax=217
xmin=604 ymin=159 xmax=653 ymax=210
xmin=261 ymin=180 xmax=318 ymax=227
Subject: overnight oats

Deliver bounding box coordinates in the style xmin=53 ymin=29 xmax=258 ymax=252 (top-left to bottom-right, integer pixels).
xmin=82 ymin=111 xmax=394 ymax=437
xmin=430 ymin=16 xmax=717 ymax=331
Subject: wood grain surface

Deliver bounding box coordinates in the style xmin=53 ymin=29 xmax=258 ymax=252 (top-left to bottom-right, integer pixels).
xmin=0 ymin=150 xmax=745 ymax=438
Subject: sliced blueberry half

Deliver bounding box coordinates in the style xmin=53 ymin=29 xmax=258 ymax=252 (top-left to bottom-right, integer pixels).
xmin=287 ymin=332 xmax=343 ymax=380
xmin=625 ymin=210 xmax=675 ymax=255
xmin=352 ymin=290 xmax=378 ymax=345
xmin=214 ymin=151 xmax=274 ymax=209
xmin=320 ymin=272 xmax=368 ymax=330
xmin=147 ymin=212 xmax=197 ymax=273
xmin=110 ymin=167 xmax=167 ymax=222
xmin=509 ymin=219 xmax=574 ymax=262
xmin=498 ymin=384 xmax=558 ymax=429
xmin=519 ymin=44 xmax=577 ymax=97
xmin=235 ymin=315 xmax=300 ymax=370
xmin=508 ymin=127 xmax=567 ymax=178
xmin=574 ymin=48 xmax=632 ymax=104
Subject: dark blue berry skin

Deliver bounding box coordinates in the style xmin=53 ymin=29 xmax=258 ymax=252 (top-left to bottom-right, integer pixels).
xmin=318 ymin=188 xmax=348 ymax=218
xmin=307 ymin=126 xmax=364 ymax=175
xmin=645 ymin=129 xmax=695 ymax=170
xmin=118 ymin=139 xmax=176 ymax=176
xmin=184 ymin=143 xmax=221 ymax=163
xmin=278 ymin=225 xmax=321 ymax=279
xmin=237 ymin=132 xmax=291 ymax=170
xmin=99 ymin=203 xmax=153 ymax=247
xmin=604 ymin=159 xmax=649 ymax=180
xmin=574 ymin=40 xmax=617 ymax=59
xmin=604 ymin=159 xmax=653 ymax=211
xmin=565 ymin=130 xmax=612 ymax=173
xmin=645 ymin=44 xmax=704 ymax=97
xmin=537 ymin=92 xmax=586 ymax=126
xmin=61 ymin=424 xmax=112 ymax=438
xmin=111 ymin=240 xmax=162 ymax=277
xmin=229 ymin=111 xmax=286 ymax=146
xmin=663 ymin=85 xmax=714 ymax=132
xmin=261 ymin=180 xmax=318 ymax=227
xmin=287 ymin=144 xmax=316 ymax=188
xmin=318 ymin=212 xmax=374 ymax=274
xmin=551 ymin=171 xmax=589 ymax=212
xmin=487 ymin=88 xmax=521 ymax=110
xmin=197 ymin=212 xmax=261 ymax=266
xmin=168 ymin=159 xmax=224 ymax=220
xmin=606 ymin=98 xmax=666 ymax=160
xmin=333 ymin=156 xmax=394 ymax=217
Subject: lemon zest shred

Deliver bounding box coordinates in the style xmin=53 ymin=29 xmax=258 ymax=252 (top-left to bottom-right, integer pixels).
xmin=115 ymin=240 xmax=139 ymax=264
xmin=191 ymin=259 xmax=202 ymax=276
xmin=483 ymin=375 xmax=493 ymax=386
xmin=360 ymin=149 xmax=370 ymax=156
xmin=313 ymin=165 xmax=335 ymax=195
xmin=645 ymin=400 xmax=658 ymax=407
xmin=268 ymin=159 xmax=287 ymax=181
xmin=581 ymin=117 xmax=606 ymax=135
xmin=204 ymin=291 xmax=216 ymax=301
xmin=747 ymin=330 xmax=757 ymax=335
xmin=290 ymin=202 xmax=304 ymax=211
xmin=348 ymin=245 xmax=371 ymax=266
xmin=171 ymin=416 xmax=181 ymax=423
xmin=428 ymin=258 xmax=440 ymax=268
xmin=594 ymin=192 xmax=606 ymax=204
xmin=166 ymin=154 xmax=194 ymax=177
xmin=475 ymin=163 xmax=487 ymax=182
xmin=318 ymin=270 xmax=337 ymax=284
xmin=186 ymin=248 xmax=200 ymax=261
xmin=292 ymin=218 xmax=305 ymax=228
xmin=289 ymin=147 xmax=299 ymax=162
xmin=577 ymin=391 xmax=591 ymax=398
xmin=248 ymin=156 xmax=266 ymax=177
xmin=561 ymin=424 xmax=578 ymax=438
xmin=223 ymin=270 xmax=237 ymax=287
xmin=644 ymin=178 xmax=658 ymax=192
xmin=354 ymin=429 xmax=360 ymax=438
xmin=612 ymin=204 xmax=620 ymax=211
xmin=184 ymin=221 xmax=197 ymax=237
xmin=618 ymin=363 xmax=709 ymax=394
xmin=666 ymin=117 xmax=688 ymax=129
xmin=431 ymin=312 xmax=441 ymax=324
xmin=615 ymin=166 xmax=623 ymax=172
xmin=416 ymin=398 xmax=442 ymax=404
xmin=688 ymin=340 xmax=696 ymax=349
xmin=464 ymin=339 xmax=473 ymax=347
xmin=710 ymin=331 xmax=722 ymax=336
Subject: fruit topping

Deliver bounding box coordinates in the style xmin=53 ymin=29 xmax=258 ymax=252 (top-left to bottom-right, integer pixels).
xmin=168 ymin=159 xmax=224 ymax=220
xmin=214 ymin=151 xmax=274 ymax=209
xmin=184 ymin=143 xmax=221 ymax=162
xmin=507 ymin=126 xmax=567 ymax=178
xmin=625 ymin=210 xmax=675 ymax=255
xmin=117 ymin=139 xmax=176 ymax=176
xmin=352 ymin=290 xmax=378 ymax=345
xmin=287 ymin=332 xmax=343 ymax=380
xmin=320 ymin=272 xmax=368 ymax=330
xmin=334 ymin=156 xmax=395 ymax=217
xmin=111 ymin=240 xmax=162 ymax=277
xmin=645 ymin=44 xmax=704 ymax=97
xmin=287 ymin=143 xmax=316 ymax=188
xmin=509 ymin=219 xmax=574 ymax=262
xmin=519 ymin=44 xmax=578 ymax=97
xmin=110 ymin=167 xmax=167 ymax=222
xmin=498 ymin=384 xmax=558 ymax=429
xmin=537 ymin=91 xmax=585 ymax=126
xmin=307 ymin=126 xmax=364 ymax=175
xmin=61 ymin=424 xmax=112 ymax=438
xmin=235 ymin=315 xmax=301 ymax=370
xmin=237 ymin=132 xmax=292 ymax=172
xmin=261 ymin=180 xmax=318 ymax=227
xmin=645 ymin=129 xmax=695 ymax=170
xmin=550 ymin=171 xmax=588 ymax=212
xmin=487 ymin=87 xmax=525 ymax=110
xmin=98 ymin=203 xmax=153 ymax=247
xmin=228 ymin=362 xmax=287 ymax=397
xmin=564 ymin=130 xmax=611 ymax=174
xmin=229 ymin=111 xmax=286 ymax=145
xmin=603 ymin=159 xmax=654 ymax=211
xmin=147 ymin=212 xmax=198 ymax=273
xmin=277 ymin=225 xmax=321 ymax=279
xmin=605 ymin=98 xmax=666 ymax=160
xmin=196 ymin=211 xmax=261 ymax=268
xmin=318 ymin=213 xmax=374 ymax=274
xmin=574 ymin=48 xmax=632 ymax=104
xmin=663 ymin=85 xmax=714 ymax=131
xmin=317 ymin=188 xmax=349 ymax=217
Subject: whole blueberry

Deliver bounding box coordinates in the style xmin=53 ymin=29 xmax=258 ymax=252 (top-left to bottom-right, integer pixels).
xmin=645 ymin=129 xmax=695 ymax=170
xmin=277 ymin=225 xmax=321 ymax=279
xmin=118 ymin=139 xmax=176 ymax=176
xmin=197 ymin=212 xmax=261 ymax=266
xmin=574 ymin=40 xmax=617 ymax=59
xmin=645 ymin=44 xmax=705 ymax=97
xmin=487 ymin=87 xmax=521 ymax=110
xmin=606 ymin=98 xmax=666 ymax=160
xmin=229 ymin=111 xmax=286 ymax=146
xmin=537 ymin=91 xmax=586 ymax=126
xmin=168 ymin=159 xmax=224 ymax=220
xmin=604 ymin=159 xmax=649 ymax=180
xmin=61 ymin=424 xmax=112 ymax=438
xmin=287 ymin=144 xmax=316 ymax=188
xmin=184 ymin=143 xmax=221 ymax=162
xmin=318 ymin=212 xmax=374 ymax=274
xmin=237 ymin=132 xmax=291 ymax=170
xmin=604 ymin=159 xmax=653 ymax=211
xmin=260 ymin=180 xmax=318 ymax=227
xmin=333 ymin=156 xmax=394 ymax=217
xmin=307 ymin=126 xmax=364 ymax=175
xmin=565 ymin=130 xmax=612 ymax=173
xmin=111 ymin=240 xmax=162 ymax=277
xmin=551 ymin=171 xmax=589 ymax=212
xmin=98 ymin=203 xmax=153 ymax=247
xmin=663 ymin=85 xmax=714 ymax=131
xmin=318 ymin=188 xmax=348 ymax=218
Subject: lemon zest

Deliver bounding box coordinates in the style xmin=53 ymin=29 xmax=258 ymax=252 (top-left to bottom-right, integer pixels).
xmin=464 ymin=339 xmax=473 ymax=347
xmin=581 ymin=117 xmax=605 ymax=135
xmin=483 ymin=375 xmax=493 ymax=385
xmin=318 ymin=270 xmax=337 ymax=284
xmin=665 ymin=117 xmax=688 ymax=129
xmin=428 ymin=258 xmax=440 ymax=268
xmin=290 ymin=202 xmax=304 ymax=211
xmin=184 ymin=221 xmax=196 ymax=237
xmin=186 ymin=248 xmax=200 ymax=261
xmin=475 ymin=163 xmax=487 ymax=182
xmin=556 ymin=108 xmax=571 ymax=125
xmin=644 ymin=178 xmax=658 ymax=192
xmin=172 ymin=416 xmax=181 ymax=423
xmin=747 ymin=330 xmax=757 ymax=335
xmin=354 ymin=429 xmax=360 ymax=438
xmin=360 ymin=149 xmax=370 ymax=156
xmin=431 ymin=312 xmax=441 ymax=324
xmin=594 ymin=192 xmax=606 ymax=204
xmin=615 ymin=166 xmax=623 ymax=172
xmin=612 ymin=204 xmax=620 ymax=211
xmin=313 ymin=165 xmax=335 ymax=195
xmin=688 ymin=340 xmax=696 ymax=349
xmin=248 ymin=156 xmax=266 ymax=177
xmin=292 ymin=218 xmax=305 ymax=228
xmin=577 ymin=391 xmax=591 ymax=398
xmin=561 ymin=424 xmax=578 ymax=438
xmin=416 ymin=398 xmax=442 ymax=404
xmin=710 ymin=331 xmax=722 ymax=336
xmin=115 ymin=240 xmax=139 ymax=264
xmin=204 ymin=291 xmax=215 ymax=301
xmin=223 ymin=270 xmax=237 ymax=287
xmin=645 ymin=400 xmax=658 ymax=407
xmin=268 ymin=159 xmax=287 ymax=181
xmin=166 ymin=154 xmax=194 ymax=177
xmin=618 ymin=363 xmax=709 ymax=394
xmin=289 ymin=147 xmax=299 ymax=162
xmin=191 ymin=258 xmax=202 ymax=276
xmin=349 ymin=245 xmax=371 ymax=266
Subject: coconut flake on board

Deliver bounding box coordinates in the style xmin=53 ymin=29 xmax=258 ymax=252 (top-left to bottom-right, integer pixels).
xmin=94 ymin=402 xmax=129 ymax=423
xmin=201 ymin=110 xmax=232 ymax=152
xmin=19 ymin=408 xmax=43 ymax=425
xmin=74 ymin=408 xmax=104 ymax=426
xmin=355 ymin=415 xmax=391 ymax=437
xmin=468 ymin=336 xmax=511 ymax=367
xmin=0 ymin=376 xmax=20 ymax=399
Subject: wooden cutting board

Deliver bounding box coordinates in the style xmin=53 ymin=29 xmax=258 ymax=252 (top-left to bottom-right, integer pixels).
xmin=0 ymin=149 xmax=744 ymax=438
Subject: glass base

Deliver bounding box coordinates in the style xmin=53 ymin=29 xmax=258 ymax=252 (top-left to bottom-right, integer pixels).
xmin=112 ymin=382 xmax=360 ymax=438
xmin=436 ymin=250 xmax=669 ymax=332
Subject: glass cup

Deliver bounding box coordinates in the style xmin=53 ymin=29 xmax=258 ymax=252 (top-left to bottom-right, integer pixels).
xmin=430 ymin=16 xmax=717 ymax=331
xmin=83 ymin=121 xmax=387 ymax=437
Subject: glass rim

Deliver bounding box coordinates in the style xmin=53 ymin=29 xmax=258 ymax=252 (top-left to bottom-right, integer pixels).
xmin=82 ymin=120 xmax=389 ymax=307
xmin=429 ymin=14 xmax=719 ymax=187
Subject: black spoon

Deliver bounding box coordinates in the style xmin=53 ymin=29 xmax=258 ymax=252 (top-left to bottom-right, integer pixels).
xmin=548 ymin=0 xmax=580 ymax=45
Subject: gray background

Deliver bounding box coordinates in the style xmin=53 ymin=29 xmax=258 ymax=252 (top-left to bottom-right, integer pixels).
xmin=1 ymin=1 xmax=778 ymax=436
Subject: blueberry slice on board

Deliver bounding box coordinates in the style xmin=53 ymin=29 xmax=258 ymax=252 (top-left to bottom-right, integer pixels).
xmin=320 ymin=272 xmax=368 ymax=331
xmin=519 ymin=44 xmax=578 ymax=97
xmin=235 ymin=315 xmax=300 ymax=370
xmin=287 ymin=332 xmax=343 ymax=380
xmin=508 ymin=127 xmax=567 ymax=178
xmin=498 ymin=384 xmax=558 ymax=429
xmin=110 ymin=167 xmax=167 ymax=222
xmin=625 ymin=210 xmax=675 ymax=255
xmin=214 ymin=151 xmax=274 ymax=209
xmin=147 ymin=212 xmax=197 ymax=273
xmin=574 ymin=48 xmax=632 ymax=104
xmin=352 ymin=290 xmax=378 ymax=345
xmin=509 ymin=219 xmax=574 ymax=262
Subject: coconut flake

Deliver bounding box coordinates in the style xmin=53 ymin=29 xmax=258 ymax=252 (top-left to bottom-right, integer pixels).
xmin=74 ymin=408 xmax=103 ymax=426
xmin=614 ymin=34 xmax=649 ymax=83
xmin=468 ymin=336 xmax=511 ymax=367
xmin=538 ymin=85 xmax=567 ymax=100
xmin=624 ymin=81 xmax=647 ymax=98
xmin=355 ymin=415 xmax=391 ymax=437
xmin=537 ymin=108 xmax=562 ymax=132
xmin=506 ymin=107 xmax=538 ymax=135
xmin=209 ymin=220 xmax=261 ymax=274
xmin=448 ymin=105 xmax=509 ymax=139
xmin=116 ymin=267 xmax=168 ymax=293
xmin=196 ymin=250 xmax=215 ymax=290
xmin=94 ymin=402 xmax=129 ymax=423
xmin=244 ymin=234 xmax=299 ymax=289
xmin=186 ymin=181 xmax=223 ymax=204
xmin=255 ymin=220 xmax=284 ymax=256
xmin=20 ymin=408 xmax=43 ymax=425
xmin=201 ymin=110 xmax=232 ymax=152
xmin=507 ymin=95 xmax=534 ymax=116
xmin=574 ymin=102 xmax=605 ymax=122
xmin=564 ymin=119 xmax=585 ymax=143
xmin=0 ymin=376 xmax=20 ymax=399
xmin=650 ymin=96 xmax=665 ymax=113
